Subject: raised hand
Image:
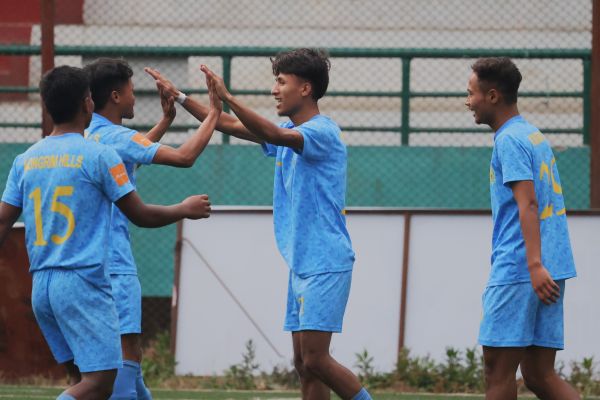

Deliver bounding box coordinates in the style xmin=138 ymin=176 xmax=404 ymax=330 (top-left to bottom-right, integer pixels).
xmin=182 ymin=194 xmax=211 ymax=219
xmin=159 ymin=85 xmax=176 ymax=120
xmin=200 ymin=65 xmax=230 ymax=101
xmin=144 ymin=67 xmax=180 ymax=98
xmin=529 ymin=263 xmax=560 ymax=305
xmin=206 ymin=74 xmax=223 ymax=114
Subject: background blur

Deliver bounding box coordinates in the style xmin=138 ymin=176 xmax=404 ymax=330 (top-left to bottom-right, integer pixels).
xmin=0 ymin=0 xmax=595 ymax=347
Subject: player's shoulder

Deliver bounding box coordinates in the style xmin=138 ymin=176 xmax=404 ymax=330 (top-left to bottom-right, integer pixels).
xmin=303 ymin=114 xmax=340 ymax=133
xmin=87 ymin=123 xmax=136 ymax=144
xmin=80 ymin=139 xmax=122 ymax=162
xmin=498 ymin=119 xmax=537 ymax=147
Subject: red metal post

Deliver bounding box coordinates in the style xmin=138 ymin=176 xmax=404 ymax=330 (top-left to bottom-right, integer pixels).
xmin=40 ymin=0 xmax=55 ymax=137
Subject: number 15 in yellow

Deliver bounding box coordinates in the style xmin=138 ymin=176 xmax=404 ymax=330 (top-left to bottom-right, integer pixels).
xmin=28 ymin=186 xmax=76 ymax=246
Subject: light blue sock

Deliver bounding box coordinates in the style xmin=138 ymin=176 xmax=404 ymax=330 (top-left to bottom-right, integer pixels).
xmin=56 ymin=392 xmax=76 ymax=400
xmin=352 ymin=387 xmax=372 ymax=400
xmin=110 ymin=360 xmax=138 ymax=400
xmin=135 ymin=362 xmax=152 ymax=400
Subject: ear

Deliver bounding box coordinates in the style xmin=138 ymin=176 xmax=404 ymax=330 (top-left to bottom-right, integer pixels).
xmin=82 ymin=95 xmax=94 ymax=115
xmin=111 ymin=89 xmax=120 ymax=104
xmin=488 ymin=88 xmax=499 ymax=105
xmin=300 ymin=81 xmax=312 ymax=98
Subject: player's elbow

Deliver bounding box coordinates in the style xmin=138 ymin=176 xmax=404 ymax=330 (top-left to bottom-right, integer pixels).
xmin=181 ymin=156 xmax=196 ymax=168
xmin=518 ymin=198 xmax=539 ymax=218
xmin=126 ymin=212 xmax=150 ymax=227
xmin=128 ymin=214 xmax=162 ymax=228
xmin=172 ymin=152 xmax=196 ymax=168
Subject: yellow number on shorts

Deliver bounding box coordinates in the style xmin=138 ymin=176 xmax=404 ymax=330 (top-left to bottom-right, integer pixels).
xmin=28 ymin=186 xmax=76 ymax=246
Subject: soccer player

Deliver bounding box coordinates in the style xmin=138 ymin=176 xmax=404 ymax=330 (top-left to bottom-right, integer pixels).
xmin=83 ymin=58 xmax=221 ymax=400
xmin=0 ymin=66 xmax=211 ymax=400
xmin=147 ymin=48 xmax=372 ymax=400
xmin=465 ymin=57 xmax=579 ymax=400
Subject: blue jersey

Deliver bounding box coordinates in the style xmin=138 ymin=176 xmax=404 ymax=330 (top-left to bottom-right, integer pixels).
xmin=86 ymin=113 xmax=160 ymax=275
xmin=262 ymin=114 xmax=355 ymax=277
xmin=1 ymin=133 xmax=134 ymax=272
xmin=489 ymin=115 xmax=576 ymax=286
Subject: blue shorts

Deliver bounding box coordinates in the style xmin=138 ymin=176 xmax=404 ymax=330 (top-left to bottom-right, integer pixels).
xmin=479 ymin=279 xmax=566 ymax=349
xmin=284 ymin=270 xmax=352 ymax=333
xmin=110 ymin=274 xmax=142 ymax=335
xmin=31 ymin=266 xmax=122 ymax=372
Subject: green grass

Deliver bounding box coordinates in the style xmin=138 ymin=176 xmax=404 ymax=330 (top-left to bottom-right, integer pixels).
xmin=0 ymin=386 xmax=598 ymax=400
xmin=0 ymin=386 xmax=483 ymax=399
xmin=0 ymin=385 xmax=501 ymax=400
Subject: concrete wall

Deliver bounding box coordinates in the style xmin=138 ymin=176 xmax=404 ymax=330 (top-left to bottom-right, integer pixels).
xmin=174 ymin=209 xmax=600 ymax=375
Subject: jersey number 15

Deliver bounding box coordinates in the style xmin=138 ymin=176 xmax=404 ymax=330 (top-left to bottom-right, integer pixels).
xmin=29 ymin=186 xmax=75 ymax=246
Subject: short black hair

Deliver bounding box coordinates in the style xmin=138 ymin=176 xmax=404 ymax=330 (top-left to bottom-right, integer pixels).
xmin=83 ymin=58 xmax=133 ymax=110
xmin=271 ymin=48 xmax=331 ymax=100
xmin=39 ymin=65 xmax=89 ymax=124
xmin=471 ymin=57 xmax=522 ymax=104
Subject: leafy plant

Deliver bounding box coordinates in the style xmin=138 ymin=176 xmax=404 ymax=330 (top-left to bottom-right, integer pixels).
xmin=224 ymin=339 xmax=260 ymax=389
xmin=141 ymin=331 xmax=176 ymax=384
xmin=569 ymin=357 xmax=600 ymax=396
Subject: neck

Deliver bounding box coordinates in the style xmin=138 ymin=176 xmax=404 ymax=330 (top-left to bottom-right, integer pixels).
xmin=97 ymin=107 xmax=123 ymax=125
xmin=289 ymin=102 xmax=320 ymax=126
xmin=49 ymin=121 xmax=85 ymax=136
xmin=490 ymin=105 xmax=520 ymax=132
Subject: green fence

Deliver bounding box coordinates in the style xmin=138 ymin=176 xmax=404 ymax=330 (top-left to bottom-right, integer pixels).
xmin=0 ymin=46 xmax=592 ymax=296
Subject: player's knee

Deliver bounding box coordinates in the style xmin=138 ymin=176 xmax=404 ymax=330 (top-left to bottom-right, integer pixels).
xmin=293 ymin=355 xmax=306 ymax=377
xmin=483 ymin=359 xmax=512 ymax=387
xmin=302 ymin=352 xmax=327 ymax=376
xmin=83 ymin=371 xmax=117 ymax=399
xmin=121 ymin=334 xmax=143 ymax=362
xmin=87 ymin=380 xmax=114 ymax=399
xmin=521 ymin=368 xmax=550 ymax=395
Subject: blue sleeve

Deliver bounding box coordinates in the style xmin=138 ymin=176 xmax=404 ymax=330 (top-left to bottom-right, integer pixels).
xmin=497 ymin=134 xmax=534 ymax=185
xmin=96 ymin=148 xmax=135 ymax=202
xmin=261 ymin=142 xmax=278 ymax=157
xmin=110 ymin=127 xmax=160 ymax=165
xmin=294 ymin=119 xmax=336 ymax=161
xmin=1 ymin=158 xmax=23 ymax=208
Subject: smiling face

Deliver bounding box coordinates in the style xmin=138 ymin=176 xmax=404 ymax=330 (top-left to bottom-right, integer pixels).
xmin=271 ymin=73 xmax=310 ymax=117
xmin=465 ymin=72 xmax=495 ymax=126
xmin=117 ymin=78 xmax=136 ymax=119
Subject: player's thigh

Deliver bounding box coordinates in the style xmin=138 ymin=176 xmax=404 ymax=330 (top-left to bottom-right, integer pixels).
xmin=110 ymin=274 xmax=142 ymax=335
xmin=299 ymin=330 xmax=333 ymax=358
xmin=294 ymin=271 xmax=352 ymax=332
xmin=284 ymin=271 xmax=301 ymax=332
xmin=521 ymin=346 xmax=558 ymax=381
xmin=482 ymin=346 xmax=524 ymax=378
xmin=31 ymin=269 xmax=74 ymax=364
xmin=50 ymin=267 xmax=122 ymax=372
xmin=479 ymin=282 xmax=539 ymax=347
xmin=532 ymin=279 xmax=566 ymax=349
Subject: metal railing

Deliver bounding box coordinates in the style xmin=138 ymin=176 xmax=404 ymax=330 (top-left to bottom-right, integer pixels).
xmin=0 ymin=45 xmax=592 ymax=145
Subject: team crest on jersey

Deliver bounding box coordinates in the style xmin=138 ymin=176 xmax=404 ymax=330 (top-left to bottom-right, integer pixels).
xmin=489 ymin=167 xmax=496 ymax=184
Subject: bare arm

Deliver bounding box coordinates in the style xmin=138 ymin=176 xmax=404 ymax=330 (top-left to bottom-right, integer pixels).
xmin=144 ymin=85 xmax=176 ymax=143
xmin=144 ymin=67 xmax=264 ymax=144
xmin=512 ymin=180 xmax=560 ymax=304
xmin=150 ymin=75 xmax=222 ymax=167
xmin=0 ymin=202 xmax=22 ymax=247
xmin=201 ymin=65 xmax=304 ymax=149
xmin=115 ymin=191 xmax=210 ymax=228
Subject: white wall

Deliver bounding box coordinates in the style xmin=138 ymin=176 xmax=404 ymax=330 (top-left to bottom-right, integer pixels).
xmin=175 ymin=209 xmax=600 ymax=375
